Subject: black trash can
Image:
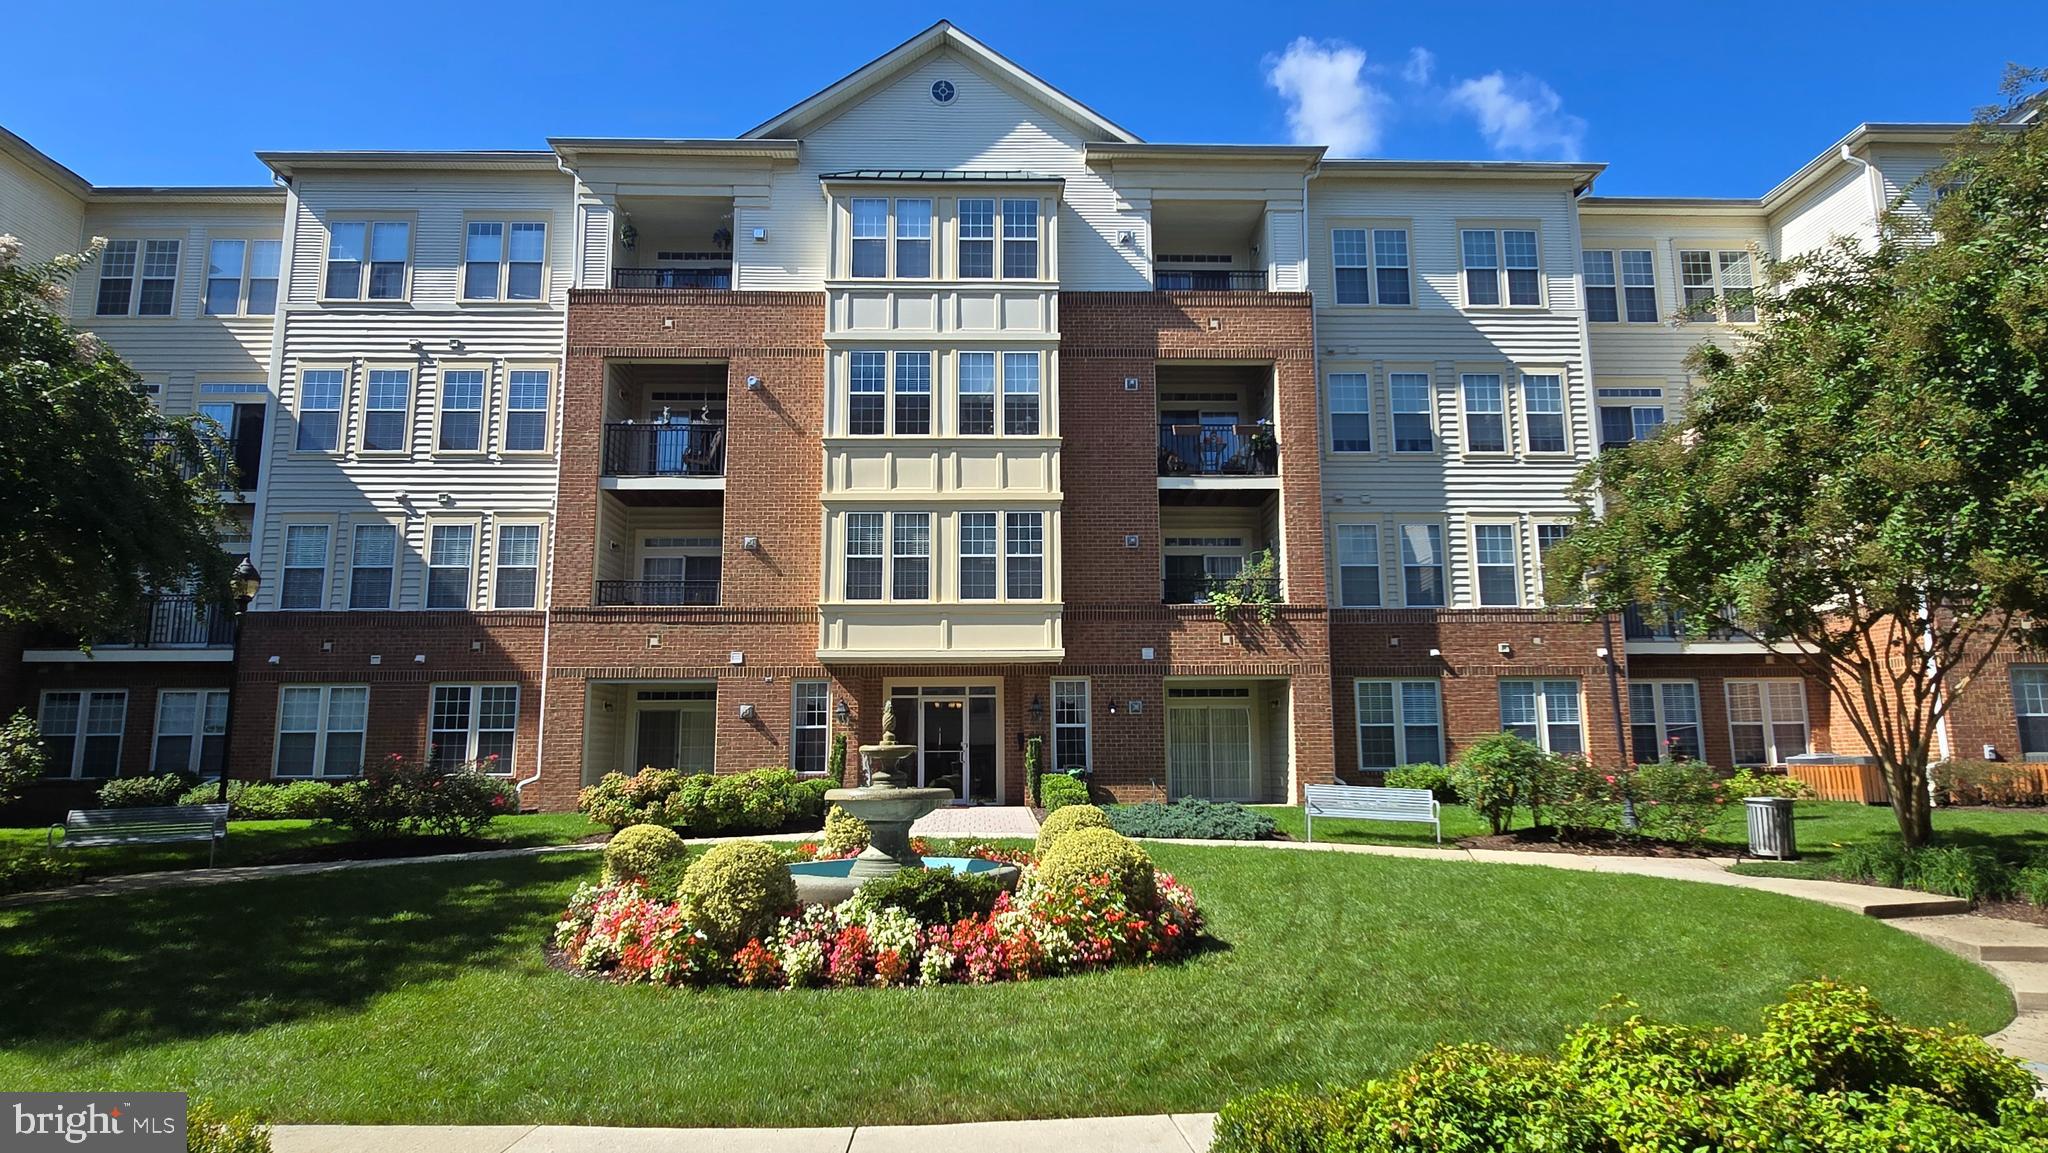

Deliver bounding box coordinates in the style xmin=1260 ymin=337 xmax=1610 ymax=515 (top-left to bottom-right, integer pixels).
xmin=1745 ymin=796 xmax=1798 ymax=860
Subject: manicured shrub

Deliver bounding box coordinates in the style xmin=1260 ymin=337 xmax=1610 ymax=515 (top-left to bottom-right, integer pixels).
xmin=827 ymin=730 xmax=848 ymax=784
xmin=323 ymin=754 xmax=514 ymax=839
xmin=184 ymin=1101 xmax=271 ymax=1153
xmin=1548 ymin=756 xmax=1626 ymax=838
xmin=1833 ymin=838 xmax=1915 ymax=888
xmin=1935 ymin=759 xmax=2047 ymax=806
xmin=1726 ymin=767 xmax=1814 ymax=799
xmin=0 ymin=850 xmax=81 ymax=897
xmin=1034 ymin=802 xmax=1111 ymax=856
xmin=676 ymin=840 xmax=797 ymax=951
xmin=96 ymin=773 xmax=195 ymax=809
xmin=1447 ymin=732 xmax=1554 ymax=834
xmin=1104 ymin=798 xmax=1276 ymax=841
xmin=1907 ymin=845 xmax=2012 ymax=902
xmin=1025 ymin=734 xmax=1043 ymax=806
xmin=847 ymin=865 xmax=1000 ymax=924
xmin=794 ymin=776 xmax=835 ymax=820
xmin=1632 ymin=759 xmax=1732 ymax=845
xmin=604 ymin=824 xmax=686 ymax=884
xmin=1384 ymin=761 xmax=1458 ymax=802
xmin=1035 ymin=826 xmax=1156 ymax=909
xmin=707 ymin=767 xmax=799 ymax=832
xmin=1039 ymin=772 xmax=1089 ymax=813
xmin=1211 ymin=1086 xmax=1345 ymax=1153
xmin=579 ymin=766 xmax=820 ymax=834
xmin=822 ymin=804 xmax=870 ymax=856
xmin=0 ymin=709 xmax=48 ymax=807
xmin=184 ymin=779 xmax=339 ymax=820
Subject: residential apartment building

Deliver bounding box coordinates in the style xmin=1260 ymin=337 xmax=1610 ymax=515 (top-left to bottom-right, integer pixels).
xmin=2 ymin=23 xmax=2038 ymax=814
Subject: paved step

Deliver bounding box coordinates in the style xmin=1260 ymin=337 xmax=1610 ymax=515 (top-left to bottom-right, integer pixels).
xmin=1987 ymin=962 xmax=2048 ymax=1012
xmin=1896 ymin=915 xmax=2048 ymax=963
xmin=1723 ymin=875 xmax=1972 ymax=918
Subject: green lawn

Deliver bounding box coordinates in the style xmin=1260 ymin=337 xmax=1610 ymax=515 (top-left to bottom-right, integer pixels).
xmin=0 ymin=843 xmax=2010 ymax=1126
xmin=1256 ymin=800 xmax=2048 ymax=863
xmin=0 ymin=812 xmax=603 ymax=880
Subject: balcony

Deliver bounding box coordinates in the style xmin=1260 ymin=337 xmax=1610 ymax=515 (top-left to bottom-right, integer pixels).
xmin=1164 ymin=574 xmax=1279 ymax=605
xmin=611 ymin=267 xmax=731 ymax=290
xmin=23 ymin=593 xmax=235 ymax=661
xmin=1154 ymin=269 xmax=1268 ymax=292
xmin=603 ymin=421 xmax=725 ymax=478
xmin=1158 ymin=421 xmax=1277 ymax=478
xmin=1621 ymin=602 xmax=1763 ymax=653
xmin=595 ymin=578 xmax=721 ymax=607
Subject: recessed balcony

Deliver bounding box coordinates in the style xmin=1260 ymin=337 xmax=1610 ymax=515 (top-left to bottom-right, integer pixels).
xmin=23 ymin=593 xmax=235 ymax=662
xmin=599 ymin=361 xmax=727 ymax=499
xmin=1151 ymin=199 xmax=1273 ymax=293
xmin=1156 ymin=363 xmax=1280 ymax=488
xmin=610 ymin=192 xmax=736 ymax=292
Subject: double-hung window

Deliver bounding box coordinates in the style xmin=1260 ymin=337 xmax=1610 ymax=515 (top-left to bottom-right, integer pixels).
xmin=850 ymin=198 xmax=888 ymax=278
xmin=1679 ymin=248 xmax=1758 ymax=323
xmin=427 ymin=523 xmax=475 ymax=609
xmin=280 ymin=524 xmax=331 ymax=609
xmin=1335 ymin=523 xmax=1381 ymax=607
xmin=1332 ymin=229 xmax=1371 ymax=304
xmin=958 ymin=198 xmax=995 ymax=278
xmin=1472 ymin=523 xmax=1521 ymax=606
xmin=439 ymin=369 xmax=486 ymax=452
xmin=1500 ymin=679 xmax=1583 ymax=754
xmin=1333 ymin=227 xmax=1412 ymax=305
xmin=296 ymin=369 xmax=345 ymax=451
xmin=495 ymin=523 xmax=542 ymax=609
xmin=792 ymin=682 xmax=830 ymax=776
xmin=1002 ymin=198 xmax=1039 ymax=278
xmin=1002 ymin=352 xmax=1040 ymax=435
xmin=1399 ymin=522 xmax=1445 ymax=607
xmin=1006 ymin=512 xmax=1044 ymax=599
xmin=1535 ymin=522 xmax=1573 ymax=605
xmin=1462 ymin=227 xmax=1540 ymax=307
xmin=957 ymin=352 xmax=996 ymax=435
xmin=1355 ymin=680 xmax=1443 ymax=769
xmin=1629 ymin=681 xmax=1702 ymax=763
xmin=891 ymin=512 xmax=930 ymax=600
xmin=1461 ymin=374 xmax=1506 ymax=454
xmin=1598 ymin=388 xmax=1666 ymax=449
xmin=1374 ymin=228 xmax=1412 ymax=304
xmin=1583 ymin=249 xmax=1657 ymax=323
xmin=2013 ymin=669 xmax=2048 ymax=758
xmin=1521 ymin=374 xmax=1567 ymax=453
xmin=348 ymin=523 xmax=397 ymax=609
xmin=325 ymin=221 xmax=410 ymax=300
xmin=844 ymin=513 xmax=884 ymax=600
xmin=205 ymin=238 xmax=282 ymax=315
xmin=362 ymin=369 xmax=411 ymax=452
xmin=895 ymin=199 xmax=932 ymax=277
xmin=1725 ymin=680 xmax=1809 ymax=765
xmin=97 ymin=239 xmax=180 ymax=316
xmin=1329 ymin=373 xmax=1371 ymax=452
xmin=504 ymin=369 xmax=550 ymax=451
xmin=154 ymin=689 xmax=229 ymax=776
xmin=430 ymin=684 xmax=518 ymax=771
xmin=893 ymin=352 xmax=932 ymax=435
xmin=1390 ymin=373 xmax=1434 ymax=452
xmin=38 ymin=690 xmax=127 ymax=778
xmin=847 ymin=352 xmax=886 ymax=435
xmin=1051 ymin=678 xmax=1091 ymax=774
xmin=274 ymin=685 xmax=368 ymax=778
xmin=463 ymin=221 xmax=547 ymax=301
xmin=959 ymin=512 xmax=998 ymax=599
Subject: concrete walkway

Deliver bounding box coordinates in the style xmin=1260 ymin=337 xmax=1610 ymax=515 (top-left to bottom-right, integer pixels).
xmin=274 ymin=1114 xmax=1217 ymax=1153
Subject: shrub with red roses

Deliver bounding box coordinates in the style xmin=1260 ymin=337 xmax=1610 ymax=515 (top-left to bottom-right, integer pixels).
xmin=324 ymin=753 xmax=516 ymax=839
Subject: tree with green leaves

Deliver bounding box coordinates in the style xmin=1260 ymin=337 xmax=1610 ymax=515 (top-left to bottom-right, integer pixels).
xmin=0 ymin=236 xmax=234 ymax=641
xmin=1548 ymin=71 xmax=2048 ymax=847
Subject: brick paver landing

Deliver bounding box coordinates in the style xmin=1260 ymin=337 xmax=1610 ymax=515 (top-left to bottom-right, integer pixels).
xmin=909 ymin=805 xmax=1040 ymax=839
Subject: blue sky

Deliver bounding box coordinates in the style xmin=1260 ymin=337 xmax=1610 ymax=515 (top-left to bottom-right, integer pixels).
xmin=3 ymin=1 xmax=2031 ymax=196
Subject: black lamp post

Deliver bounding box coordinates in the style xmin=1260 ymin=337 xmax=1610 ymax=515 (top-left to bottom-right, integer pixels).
xmin=215 ymin=558 xmax=262 ymax=804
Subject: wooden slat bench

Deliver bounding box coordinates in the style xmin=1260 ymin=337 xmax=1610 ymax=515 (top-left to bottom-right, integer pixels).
xmin=1303 ymin=784 xmax=1441 ymax=844
xmin=50 ymin=803 xmax=230 ymax=866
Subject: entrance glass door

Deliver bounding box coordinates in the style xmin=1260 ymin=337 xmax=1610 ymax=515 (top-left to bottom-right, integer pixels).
xmin=889 ymin=685 xmax=1001 ymax=803
xmin=921 ymin=697 xmax=965 ymax=799
xmin=1167 ymin=704 xmax=1254 ymax=800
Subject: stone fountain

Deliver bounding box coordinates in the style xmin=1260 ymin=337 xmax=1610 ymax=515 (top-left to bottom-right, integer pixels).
xmin=787 ymin=699 xmax=1020 ymax=905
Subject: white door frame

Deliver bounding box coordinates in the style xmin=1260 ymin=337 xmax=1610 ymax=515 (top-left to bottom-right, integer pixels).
xmin=882 ymin=678 xmax=1005 ymax=804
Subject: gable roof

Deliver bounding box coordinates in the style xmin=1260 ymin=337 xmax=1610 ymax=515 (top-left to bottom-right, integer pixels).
xmin=742 ymin=20 xmax=1141 ymax=144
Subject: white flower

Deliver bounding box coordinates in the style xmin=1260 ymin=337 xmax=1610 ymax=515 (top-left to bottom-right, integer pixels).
xmin=0 ymin=234 xmax=20 ymax=266
xmin=36 ymin=279 xmax=68 ymax=306
xmin=72 ymin=331 xmax=104 ymax=363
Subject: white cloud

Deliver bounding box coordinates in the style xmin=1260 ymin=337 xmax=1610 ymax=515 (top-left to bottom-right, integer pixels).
xmin=1444 ymin=71 xmax=1587 ymax=160
xmin=1264 ymin=37 xmax=1389 ymax=157
xmin=1401 ymin=47 xmax=1434 ymax=86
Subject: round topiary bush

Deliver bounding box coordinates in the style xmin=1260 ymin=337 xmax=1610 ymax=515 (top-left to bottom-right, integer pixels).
xmin=822 ymin=804 xmax=869 ymax=856
xmin=1035 ymin=826 xmax=1157 ymax=909
xmin=1034 ymin=802 xmax=1111 ymax=857
xmin=677 ymin=840 xmax=798 ymax=950
xmin=603 ymin=823 xmax=686 ymax=884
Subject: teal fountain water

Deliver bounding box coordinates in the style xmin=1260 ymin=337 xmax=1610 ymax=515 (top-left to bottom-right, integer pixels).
xmin=788 ymin=699 xmax=1020 ymax=905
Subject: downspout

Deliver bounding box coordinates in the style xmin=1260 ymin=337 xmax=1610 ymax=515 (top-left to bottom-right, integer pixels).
xmin=1300 ymin=157 xmax=1320 ymax=801
xmin=1838 ymin=143 xmax=1883 ymax=246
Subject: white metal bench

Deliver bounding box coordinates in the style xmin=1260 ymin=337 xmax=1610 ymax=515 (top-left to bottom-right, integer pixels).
xmin=50 ymin=803 xmax=230 ymax=866
xmin=1303 ymin=784 xmax=1441 ymax=844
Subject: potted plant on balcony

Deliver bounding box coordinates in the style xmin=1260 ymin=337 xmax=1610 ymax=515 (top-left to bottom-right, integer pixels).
xmin=1245 ymin=421 xmax=1278 ymax=475
xmin=1207 ymin=550 xmax=1281 ymax=624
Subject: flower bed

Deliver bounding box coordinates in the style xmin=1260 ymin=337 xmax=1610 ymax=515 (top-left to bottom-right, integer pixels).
xmin=551 ymin=841 xmax=1204 ymax=989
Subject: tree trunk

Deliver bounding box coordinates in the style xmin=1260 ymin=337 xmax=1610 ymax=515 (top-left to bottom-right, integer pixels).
xmin=1888 ymin=758 xmax=1935 ymax=847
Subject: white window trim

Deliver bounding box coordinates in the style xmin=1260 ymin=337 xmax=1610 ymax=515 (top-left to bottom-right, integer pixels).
xmin=94 ymin=237 xmax=183 ymax=318
xmin=490 ymin=517 xmax=549 ymax=611
xmin=1327 ymin=369 xmax=1373 ymax=455
xmin=1000 ymin=350 xmax=1043 ymax=437
xmin=1050 ymin=677 xmax=1092 ymax=775
xmin=1333 ymin=521 xmax=1383 ymax=608
xmin=152 ymin=688 xmax=230 ymax=777
xmin=459 ymin=217 xmax=549 ymax=303
xmin=1353 ymin=678 xmax=1444 ymax=770
xmin=1005 ymin=510 xmax=1047 ymax=602
xmin=953 ymin=350 xmax=999 ymax=437
xmin=37 ymin=689 xmax=127 ymax=778
xmin=1518 ymin=369 xmax=1573 ymax=457
xmin=1456 ymin=370 xmax=1512 ymax=459
xmin=500 ymin=363 xmax=556 ymax=455
xmin=320 ymin=217 xmax=415 ymax=303
xmin=1328 ymin=220 xmax=1415 ymax=308
xmin=1532 ymin=520 xmax=1575 ymax=607
xmin=278 ymin=520 xmax=335 ymax=611
xmin=2014 ymin=667 xmax=2048 ymax=762
xmin=203 ymin=235 xmax=284 ymax=317
xmin=429 ymin=683 xmax=520 ymax=774
xmin=889 ymin=510 xmax=933 ymax=602
xmin=356 ymin=362 xmax=417 ymax=457
xmin=1675 ymin=243 xmax=1762 ymax=325
xmin=292 ymin=362 xmax=352 ymax=456
xmin=273 ymin=684 xmax=369 ymax=779
xmin=1629 ymin=679 xmax=1703 ymax=763
xmin=1724 ymin=678 xmax=1811 ymax=766
xmin=425 ymin=517 xmax=482 ymax=611
xmin=1396 ymin=519 xmax=1447 ymax=609
xmin=1581 ymin=245 xmax=1660 ymax=324
xmin=1459 ymin=223 xmax=1546 ymax=310
xmin=347 ymin=519 xmax=403 ymax=612
xmin=1469 ymin=519 xmax=1525 ymax=608
xmin=1500 ymin=678 xmax=1586 ymax=755
xmin=434 ymin=362 xmax=493 ymax=456
xmin=1387 ymin=367 xmax=1437 ymax=455
xmin=792 ymin=680 xmax=831 ymax=777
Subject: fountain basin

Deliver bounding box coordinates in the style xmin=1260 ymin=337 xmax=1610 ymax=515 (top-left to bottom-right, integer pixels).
xmin=789 ymin=856 xmax=1021 ymax=907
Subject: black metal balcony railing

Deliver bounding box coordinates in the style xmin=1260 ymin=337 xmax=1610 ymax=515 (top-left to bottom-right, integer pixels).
xmin=112 ymin=594 xmax=234 ymax=648
xmin=1154 ymin=269 xmax=1268 ymax=292
xmin=603 ymin=421 xmax=725 ymax=477
xmin=1163 ymin=574 xmax=1281 ymax=605
xmin=1622 ymin=602 xmax=1745 ymax=642
xmin=596 ymin=579 xmax=721 ymax=607
xmin=146 ymin=409 xmax=264 ymax=491
xmin=612 ymin=267 xmax=732 ymax=290
xmin=1158 ymin=422 xmax=1278 ymax=477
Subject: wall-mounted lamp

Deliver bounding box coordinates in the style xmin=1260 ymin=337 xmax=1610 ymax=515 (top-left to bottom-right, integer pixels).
xmin=751 ymin=227 xmax=767 ymax=242
xmin=737 ymin=703 xmax=756 ymax=721
xmin=745 ymin=374 xmax=762 ymax=391
xmin=449 ymin=338 xmax=466 ymax=354
xmin=1595 ymin=646 xmax=1611 ymax=660
xmin=1427 ymin=648 xmax=1442 ymax=659
xmin=834 ymin=700 xmax=852 ymax=725
xmin=1029 ymin=695 xmax=1045 ymax=723
xmin=436 ymin=492 xmax=454 ymax=507
xmin=743 ymin=536 xmax=761 ymax=551
xmin=1497 ymin=642 xmax=1513 ymax=657
xmin=1108 ymin=701 xmax=1119 ymax=716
